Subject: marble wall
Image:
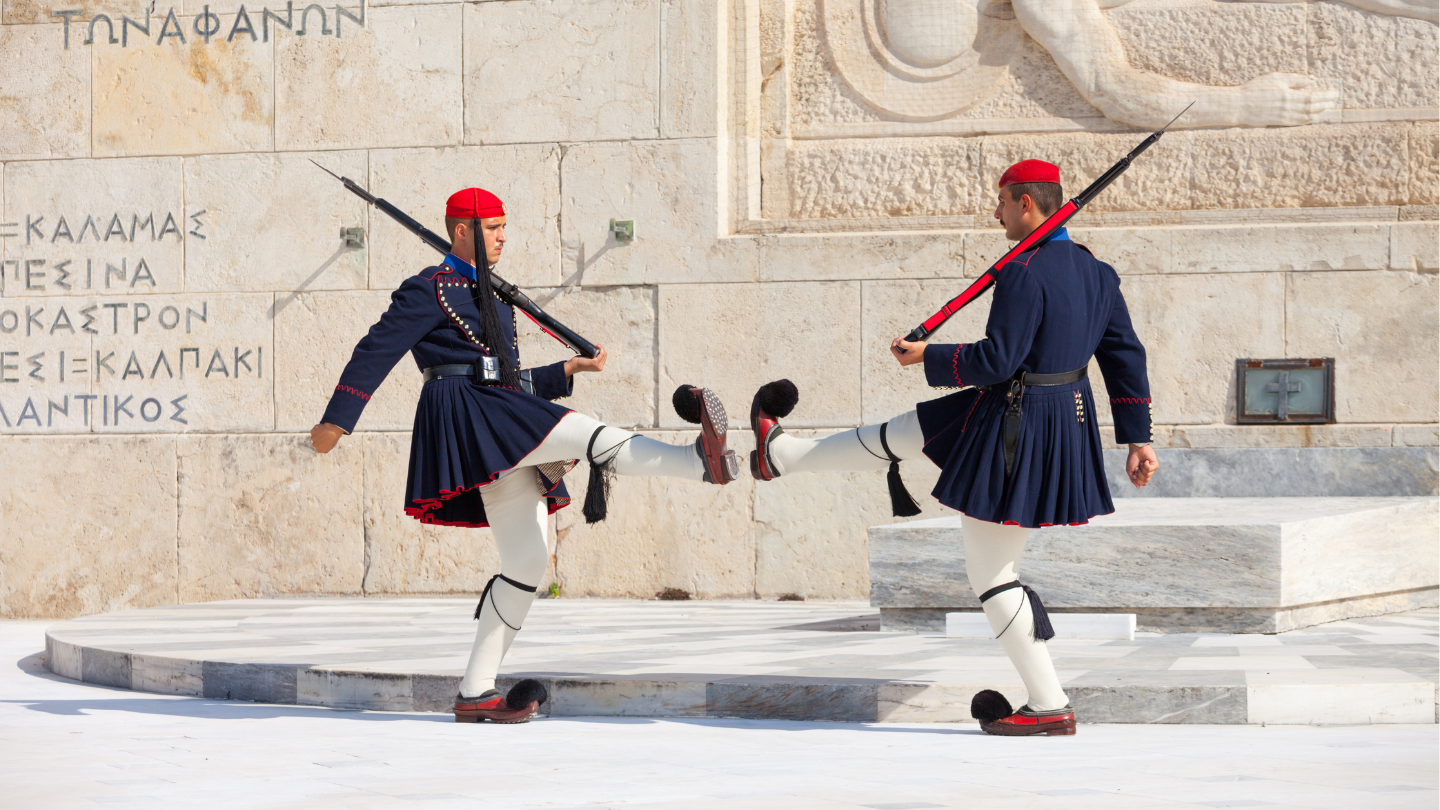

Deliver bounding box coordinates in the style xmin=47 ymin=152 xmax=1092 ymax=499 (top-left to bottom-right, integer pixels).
xmin=1 ymin=0 xmax=1435 ymax=617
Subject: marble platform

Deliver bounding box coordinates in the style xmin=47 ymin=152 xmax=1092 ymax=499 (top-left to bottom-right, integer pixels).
xmin=43 ymin=599 xmax=1437 ymax=725
xmin=870 ymin=497 xmax=1438 ymax=634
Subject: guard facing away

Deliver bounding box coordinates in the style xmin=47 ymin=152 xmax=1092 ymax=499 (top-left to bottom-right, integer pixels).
xmin=749 ymin=160 xmax=1159 ymax=736
xmin=311 ymin=187 xmax=739 ymax=724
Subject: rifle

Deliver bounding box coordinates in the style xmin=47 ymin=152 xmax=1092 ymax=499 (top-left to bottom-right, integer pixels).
xmin=311 ymin=161 xmax=599 ymax=359
xmin=903 ymin=104 xmax=1192 ymax=345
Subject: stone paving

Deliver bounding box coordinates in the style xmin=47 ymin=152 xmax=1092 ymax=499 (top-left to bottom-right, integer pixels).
xmin=44 ymin=599 xmax=1438 ymax=724
xmin=5 ymin=622 xmax=1439 ymax=810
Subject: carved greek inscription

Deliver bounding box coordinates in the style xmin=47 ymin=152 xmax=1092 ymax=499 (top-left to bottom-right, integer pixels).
xmin=52 ymin=0 xmax=366 ymax=48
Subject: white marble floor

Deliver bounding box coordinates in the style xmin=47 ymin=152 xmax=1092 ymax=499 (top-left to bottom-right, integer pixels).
xmin=2 ymin=621 xmax=1437 ymax=809
xmin=42 ymin=599 xmax=1439 ymax=723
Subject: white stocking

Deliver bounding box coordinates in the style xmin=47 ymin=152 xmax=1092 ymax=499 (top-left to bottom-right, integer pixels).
xmin=963 ymin=515 xmax=1069 ymax=711
xmin=767 ymin=410 xmax=924 ymax=475
xmin=458 ymin=468 xmax=550 ymax=698
xmin=519 ymin=411 xmax=705 ymax=481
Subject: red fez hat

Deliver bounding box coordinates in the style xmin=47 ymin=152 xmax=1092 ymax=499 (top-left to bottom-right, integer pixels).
xmin=446 ymin=188 xmax=506 ymax=219
xmin=998 ymin=159 xmax=1061 ymax=188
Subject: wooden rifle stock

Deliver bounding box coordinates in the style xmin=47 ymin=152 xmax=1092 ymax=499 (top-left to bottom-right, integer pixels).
xmin=313 ymin=162 xmax=599 ymax=359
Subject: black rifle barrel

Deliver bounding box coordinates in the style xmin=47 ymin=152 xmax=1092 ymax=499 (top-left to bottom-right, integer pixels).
xmin=316 ymin=163 xmax=599 ymax=359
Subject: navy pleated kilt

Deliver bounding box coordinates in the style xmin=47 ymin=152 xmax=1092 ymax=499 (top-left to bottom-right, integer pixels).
xmin=916 ymin=378 xmax=1113 ymax=528
xmin=403 ymin=376 xmax=575 ymax=528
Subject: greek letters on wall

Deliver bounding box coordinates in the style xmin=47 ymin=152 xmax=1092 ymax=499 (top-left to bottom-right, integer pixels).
xmin=51 ymin=0 xmax=366 ymax=49
xmin=0 ymin=210 xmax=266 ymax=433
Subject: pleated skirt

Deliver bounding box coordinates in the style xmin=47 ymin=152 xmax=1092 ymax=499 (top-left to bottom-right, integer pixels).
xmin=403 ymin=376 xmax=575 ymax=528
xmin=916 ymin=378 xmax=1113 ymax=528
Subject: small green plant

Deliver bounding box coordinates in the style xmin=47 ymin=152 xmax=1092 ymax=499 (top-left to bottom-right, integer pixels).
xmin=656 ymin=587 xmax=691 ymax=601
xmin=546 ymin=583 xmax=561 ymax=598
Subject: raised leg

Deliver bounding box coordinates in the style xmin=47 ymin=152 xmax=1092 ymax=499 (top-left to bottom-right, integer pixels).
xmin=519 ymin=411 xmax=707 ymax=481
xmin=765 ymin=410 xmax=923 ymax=476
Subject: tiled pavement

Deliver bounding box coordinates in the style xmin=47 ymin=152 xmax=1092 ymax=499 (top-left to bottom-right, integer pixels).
xmin=44 ymin=600 xmax=1438 ymax=724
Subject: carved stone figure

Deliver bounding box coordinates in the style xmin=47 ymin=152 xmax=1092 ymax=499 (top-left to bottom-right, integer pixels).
xmin=825 ymin=0 xmax=1439 ymax=129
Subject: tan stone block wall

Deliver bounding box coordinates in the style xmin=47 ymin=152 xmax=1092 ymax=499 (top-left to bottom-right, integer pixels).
xmin=0 ymin=0 xmax=1434 ymax=616
xmin=0 ymin=23 xmax=89 ymax=160
xmin=0 ymin=436 xmax=177 ymax=617
xmin=176 ymin=433 xmax=364 ymax=601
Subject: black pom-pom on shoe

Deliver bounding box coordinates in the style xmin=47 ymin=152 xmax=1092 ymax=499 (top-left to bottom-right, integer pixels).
xmin=755 ymin=379 xmax=799 ymax=419
xmin=672 ymin=384 xmax=703 ymax=424
xmin=506 ymin=678 xmax=549 ymax=710
xmin=970 ymin=689 xmax=1014 ymax=723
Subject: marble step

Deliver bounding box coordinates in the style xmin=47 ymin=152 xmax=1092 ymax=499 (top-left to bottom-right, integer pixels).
xmin=870 ymin=497 xmax=1439 ymax=634
xmin=946 ymin=612 xmax=1136 ymax=640
xmin=40 ymin=598 xmax=1437 ymax=725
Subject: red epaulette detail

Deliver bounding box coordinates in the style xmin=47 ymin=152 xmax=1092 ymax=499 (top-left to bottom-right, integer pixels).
xmin=337 ymin=384 xmax=371 ymax=400
xmin=1110 ymin=396 xmax=1151 ymax=405
xmin=1073 ymin=242 xmax=1093 ymax=256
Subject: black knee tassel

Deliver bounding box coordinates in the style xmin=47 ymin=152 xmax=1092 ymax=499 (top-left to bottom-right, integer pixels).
xmin=979 ymin=580 xmax=1056 ymax=642
xmin=1024 ymin=584 xmax=1056 ymax=641
xmin=879 ymin=423 xmax=922 ymax=517
xmin=886 ymin=461 xmax=922 ymax=518
xmin=583 ymin=426 xmax=616 ymax=524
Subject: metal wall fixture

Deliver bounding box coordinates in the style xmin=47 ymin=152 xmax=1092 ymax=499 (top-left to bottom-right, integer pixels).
xmin=1234 ymin=358 xmax=1335 ymax=424
xmin=609 ymin=219 xmax=634 ymax=244
xmin=341 ymin=226 xmax=366 ymax=248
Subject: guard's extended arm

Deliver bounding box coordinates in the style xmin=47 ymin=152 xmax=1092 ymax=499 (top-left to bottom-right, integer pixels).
xmin=526 ymin=361 xmax=573 ymax=401
xmin=321 ymin=276 xmax=445 ymax=433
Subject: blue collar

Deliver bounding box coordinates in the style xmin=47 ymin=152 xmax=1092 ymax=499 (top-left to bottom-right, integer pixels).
xmin=442 ymin=253 xmax=477 ymax=281
xmin=1049 ymin=227 xmax=1070 ymax=242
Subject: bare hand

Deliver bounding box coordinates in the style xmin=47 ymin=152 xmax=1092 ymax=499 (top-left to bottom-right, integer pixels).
xmin=565 ymin=345 xmax=607 ymax=376
xmin=890 ymin=337 xmax=927 ymax=367
xmin=1126 ymin=443 xmax=1158 ymax=488
xmin=311 ymin=423 xmax=346 ymax=454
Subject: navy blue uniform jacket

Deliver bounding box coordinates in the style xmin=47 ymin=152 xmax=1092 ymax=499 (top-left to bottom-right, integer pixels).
xmin=321 ymin=255 xmax=577 ymax=529
xmin=915 ymin=229 xmax=1151 ymax=526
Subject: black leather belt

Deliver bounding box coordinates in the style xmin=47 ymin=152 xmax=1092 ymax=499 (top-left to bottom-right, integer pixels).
xmin=422 ymin=363 xmax=478 ymax=382
xmin=1014 ymin=366 xmax=1088 ymax=387
xmin=995 ymin=365 xmax=1088 ymax=478
xmin=422 ymin=360 xmax=535 ymax=395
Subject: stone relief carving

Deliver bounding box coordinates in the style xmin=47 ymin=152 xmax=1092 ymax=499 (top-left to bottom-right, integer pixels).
xmin=823 ymin=0 xmax=1439 ymax=129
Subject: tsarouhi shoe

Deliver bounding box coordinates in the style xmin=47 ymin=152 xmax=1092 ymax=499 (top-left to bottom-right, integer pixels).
xmin=971 ymin=689 xmax=1075 ymax=736
xmin=672 ymin=385 xmax=740 ymax=484
xmin=452 ymin=677 xmax=541 ymax=720
xmin=749 ymin=380 xmax=798 ymax=481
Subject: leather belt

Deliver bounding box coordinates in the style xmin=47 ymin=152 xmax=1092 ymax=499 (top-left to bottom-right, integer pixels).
xmin=422 ymin=361 xmax=535 ymax=395
xmin=1013 ymin=366 xmax=1087 ymax=387
xmin=422 ymin=363 xmax=477 ymax=382
xmin=996 ymin=365 xmax=1088 ymax=478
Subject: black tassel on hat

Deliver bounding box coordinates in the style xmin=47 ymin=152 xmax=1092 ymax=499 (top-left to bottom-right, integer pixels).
xmin=470 ymin=218 xmax=522 ymax=389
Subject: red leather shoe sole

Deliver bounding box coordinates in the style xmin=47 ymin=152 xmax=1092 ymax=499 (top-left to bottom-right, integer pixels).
xmin=980 ymin=713 xmax=1076 ymax=737
xmin=694 ymin=387 xmax=739 ymax=484
xmin=454 ymin=700 xmax=540 ymax=724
